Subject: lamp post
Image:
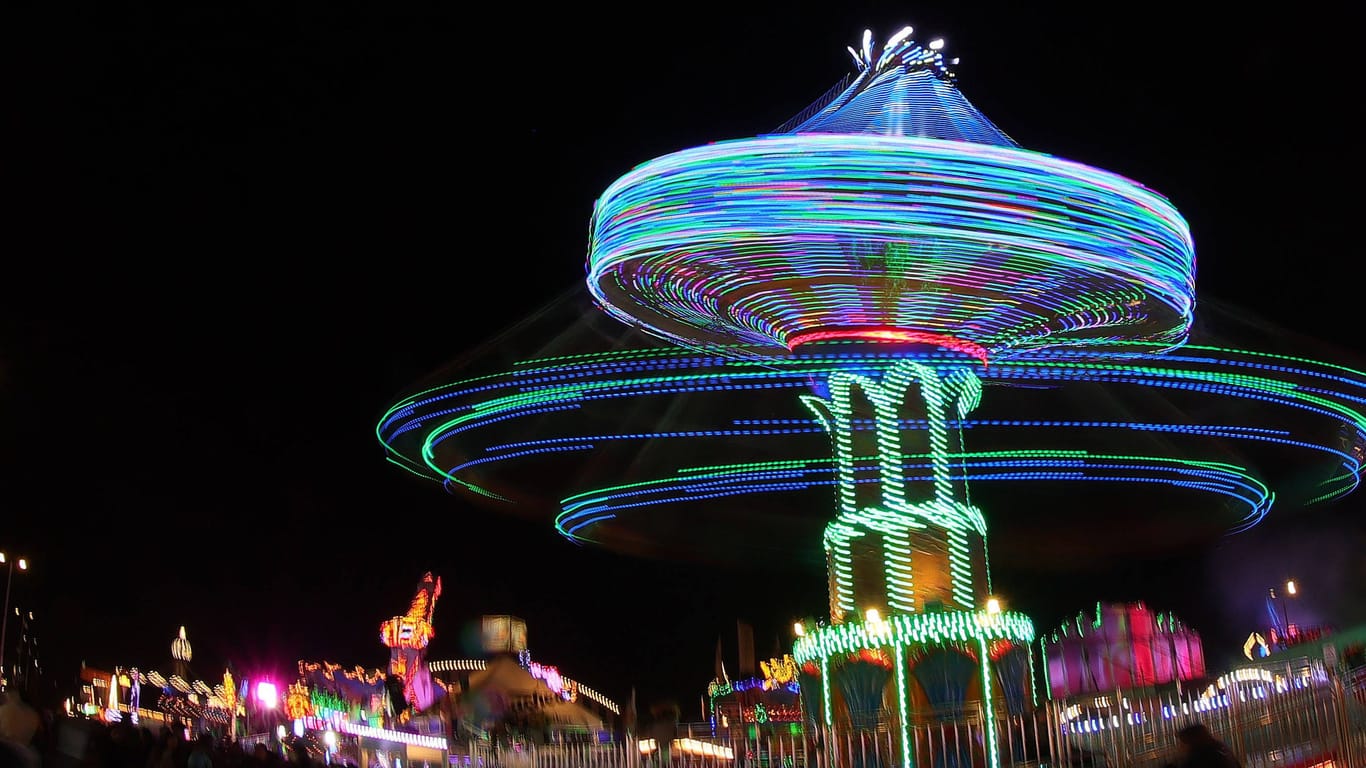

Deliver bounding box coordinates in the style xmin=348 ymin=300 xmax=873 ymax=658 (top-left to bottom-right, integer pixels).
xmin=0 ymin=552 xmax=30 ymax=690
xmin=1282 ymin=580 xmax=1297 ymax=639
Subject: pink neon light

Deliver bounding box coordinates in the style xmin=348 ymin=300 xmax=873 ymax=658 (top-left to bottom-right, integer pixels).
xmin=528 ymin=662 xmax=564 ymax=696
xmin=255 ymin=682 xmax=278 ymax=708
xmin=787 ymin=328 xmax=989 ymax=364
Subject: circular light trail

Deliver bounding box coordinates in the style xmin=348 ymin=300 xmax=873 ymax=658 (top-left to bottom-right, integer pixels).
xmin=380 ymin=28 xmax=1363 ymax=768
xmin=379 ymin=341 xmax=1366 ymax=552
xmin=587 ymin=131 xmax=1194 ymax=361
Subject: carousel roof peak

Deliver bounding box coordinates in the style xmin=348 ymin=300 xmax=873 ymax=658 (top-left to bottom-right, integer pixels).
xmin=777 ymin=26 xmax=1016 ymax=147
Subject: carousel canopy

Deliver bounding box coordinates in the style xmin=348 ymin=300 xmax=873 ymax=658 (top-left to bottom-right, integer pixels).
xmin=466 ymin=656 xmax=554 ymax=700
xmin=541 ymin=698 xmax=603 ymax=730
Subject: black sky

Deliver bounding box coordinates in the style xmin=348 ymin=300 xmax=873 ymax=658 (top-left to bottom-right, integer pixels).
xmin=4 ymin=2 xmax=1364 ymax=715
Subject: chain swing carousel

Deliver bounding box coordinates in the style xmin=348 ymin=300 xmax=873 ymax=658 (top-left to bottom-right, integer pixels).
xmin=379 ymin=23 xmax=1366 ymax=768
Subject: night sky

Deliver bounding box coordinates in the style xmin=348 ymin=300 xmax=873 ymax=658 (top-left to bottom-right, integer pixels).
xmin=4 ymin=2 xmax=1363 ymax=717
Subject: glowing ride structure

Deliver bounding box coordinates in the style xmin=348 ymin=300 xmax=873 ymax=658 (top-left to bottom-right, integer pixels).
xmin=378 ymin=25 xmax=1366 ymax=768
xmin=380 ymin=571 xmax=445 ymax=717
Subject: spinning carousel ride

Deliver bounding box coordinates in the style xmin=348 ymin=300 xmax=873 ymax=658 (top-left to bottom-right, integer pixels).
xmin=378 ymin=25 xmax=1365 ymax=768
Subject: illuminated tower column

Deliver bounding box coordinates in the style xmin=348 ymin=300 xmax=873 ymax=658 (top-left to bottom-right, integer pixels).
xmin=802 ymin=359 xmax=989 ymax=622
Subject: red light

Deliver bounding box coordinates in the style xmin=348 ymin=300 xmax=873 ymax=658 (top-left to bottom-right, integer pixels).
xmin=788 ymin=328 xmax=989 ymax=365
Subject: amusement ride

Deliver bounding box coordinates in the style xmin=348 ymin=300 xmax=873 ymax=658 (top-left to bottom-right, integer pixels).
xmin=378 ymin=25 xmax=1365 ymax=768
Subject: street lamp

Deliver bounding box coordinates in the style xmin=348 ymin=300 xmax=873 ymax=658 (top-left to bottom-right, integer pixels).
xmin=0 ymin=552 xmax=30 ymax=690
xmin=1282 ymin=579 xmax=1298 ymax=637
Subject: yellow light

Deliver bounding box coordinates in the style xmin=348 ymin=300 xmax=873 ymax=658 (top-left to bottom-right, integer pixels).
xmin=864 ymin=608 xmax=881 ymax=624
xmin=986 ymin=597 xmax=1002 ymax=615
xmin=792 ymin=622 xmax=805 ymax=637
xmin=0 ymin=553 xmax=6 ymax=564
xmin=1286 ymin=580 xmax=1297 ymax=596
xmin=17 ymin=559 xmax=27 ymax=571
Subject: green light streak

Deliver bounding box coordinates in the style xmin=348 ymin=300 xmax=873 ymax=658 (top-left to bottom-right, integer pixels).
xmin=555 ymin=450 xmax=1273 ymax=540
xmin=893 ymin=641 xmax=911 ymax=768
xmin=384 ymin=456 xmax=441 ymax=482
xmin=820 ymin=654 xmax=832 ymax=728
xmin=792 ymin=610 xmax=1035 ymax=666
xmin=978 ymin=634 xmax=1000 ymax=768
xmin=802 ymin=361 xmax=988 ymax=617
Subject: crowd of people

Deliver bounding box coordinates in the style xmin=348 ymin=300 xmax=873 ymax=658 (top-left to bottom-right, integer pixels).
xmin=0 ymin=690 xmax=344 ymax=768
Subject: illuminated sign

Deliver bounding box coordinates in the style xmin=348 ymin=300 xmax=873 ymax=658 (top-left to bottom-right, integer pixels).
xmin=759 ymin=655 xmax=798 ymax=690
xmin=285 ymin=682 xmax=313 ymax=720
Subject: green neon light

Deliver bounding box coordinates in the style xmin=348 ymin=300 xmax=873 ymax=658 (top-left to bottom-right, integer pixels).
xmin=310 ymin=689 xmax=349 ymax=718
xmin=977 ymin=635 xmax=1000 ymax=768
xmin=792 ymin=610 xmax=1034 ymax=666
xmin=386 ymin=339 xmax=1366 ymax=513
xmin=893 ymin=642 xmax=911 ymax=768
xmin=1027 ymin=636 xmax=1039 ymax=707
xmin=802 ymin=361 xmax=988 ymax=617
xmin=795 ymin=610 xmax=1032 ymax=765
xmin=557 ymin=450 xmax=1274 ymax=541
xmin=417 ymin=368 xmax=812 ymax=492
xmin=1040 ymin=636 xmax=1051 ymax=700
xmin=384 ymin=456 xmax=441 ymax=482
xmin=820 ymin=655 xmax=832 ymax=727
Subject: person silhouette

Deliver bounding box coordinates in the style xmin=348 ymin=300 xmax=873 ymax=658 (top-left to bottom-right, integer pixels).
xmin=1170 ymin=723 xmax=1241 ymax=768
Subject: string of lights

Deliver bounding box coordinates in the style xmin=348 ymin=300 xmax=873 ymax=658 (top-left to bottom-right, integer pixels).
xmin=381 ymin=342 xmax=1364 ymax=550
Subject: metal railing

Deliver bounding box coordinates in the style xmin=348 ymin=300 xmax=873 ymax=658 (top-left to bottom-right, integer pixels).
xmin=451 ymin=657 xmax=1365 ymax=768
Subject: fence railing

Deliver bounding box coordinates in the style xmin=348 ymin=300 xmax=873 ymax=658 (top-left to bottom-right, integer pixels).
xmin=451 ymin=656 xmax=1366 ymax=768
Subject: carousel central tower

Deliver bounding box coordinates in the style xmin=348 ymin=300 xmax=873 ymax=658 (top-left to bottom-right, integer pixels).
xmin=582 ymin=26 xmax=1197 ymax=768
xmin=803 ymin=360 xmax=989 ymax=620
